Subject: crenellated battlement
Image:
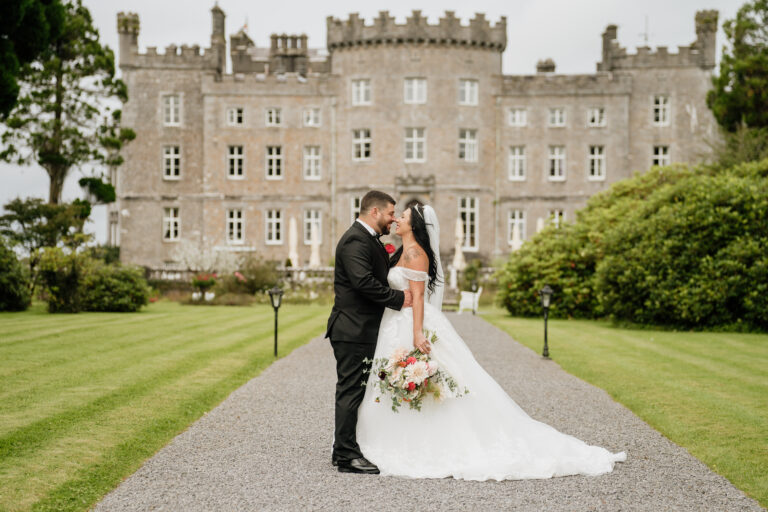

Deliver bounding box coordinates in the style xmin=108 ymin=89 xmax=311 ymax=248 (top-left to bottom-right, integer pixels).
xmin=326 ymin=10 xmax=506 ymax=52
xmin=117 ymin=10 xmax=224 ymax=74
xmin=598 ymin=10 xmax=718 ymax=71
xmin=502 ymin=73 xmax=632 ymax=97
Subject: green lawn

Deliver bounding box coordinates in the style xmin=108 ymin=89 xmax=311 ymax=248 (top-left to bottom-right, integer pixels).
xmin=482 ymin=307 xmax=768 ymax=508
xmin=0 ymin=301 xmax=330 ymax=512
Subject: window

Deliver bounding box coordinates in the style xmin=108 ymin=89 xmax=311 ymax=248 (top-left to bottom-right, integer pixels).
xmin=404 ymin=78 xmax=427 ymax=104
xmin=548 ymin=146 xmax=566 ymax=180
xmin=162 ymin=94 xmax=180 ymax=126
xmin=507 ymin=210 xmax=526 ymax=245
xmin=351 ymin=196 xmax=362 ymax=224
xmin=226 ymin=209 xmax=243 ymax=244
xmin=352 ymin=129 xmax=371 ymax=161
xmin=548 ymin=108 xmax=565 ymax=127
xmin=163 ymin=207 xmax=180 ymax=241
xmin=227 ymin=107 xmax=244 ymax=126
xmin=265 ymin=209 xmax=282 ymax=244
xmin=227 ymin=146 xmax=244 ymax=178
xmin=508 ymin=146 xmax=526 ymax=181
xmin=458 ymin=129 xmax=477 ymax=162
xmin=266 ymin=146 xmax=282 ymax=179
xmin=508 ymin=108 xmax=527 ymax=127
xmin=109 ymin=211 xmax=119 ymax=246
xmin=588 ymin=145 xmax=606 ymax=180
xmin=653 ymin=95 xmax=670 ymax=126
xmin=459 ymin=79 xmax=478 ymax=106
xmin=303 ymin=108 xmax=321 ymax=126
xmin=404 ymin=128 xmax=426 ymax=162
xmin=303 ymin=146 xmax=321 ymax=180
xmin=549 ymin=209 xmax=566 ymax=228
xmin=653 ymin=145 xmax=670 ymax=166
xmin=163 ymin=145 xmax=180 ymax=179
xmin=351 ymin=79 xmax=371 ymax=105
xmin=459 ymin=197 xmax=478 ymax=251
xmin=303 ymin=209 xmax=321 ymax=245
xmin=588 ymin=107 xmax=605 ymax=127
xmin=265 ymin=107 xmax=282 ymax=126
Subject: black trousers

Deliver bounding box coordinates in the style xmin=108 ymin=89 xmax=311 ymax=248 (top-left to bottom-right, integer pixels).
xmin=330 ymin=340 xmax=376 ymax=461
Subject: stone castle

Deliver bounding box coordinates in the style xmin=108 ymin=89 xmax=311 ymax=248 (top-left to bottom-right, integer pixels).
xmin=112 ymin=6 xmax=719 ymax=270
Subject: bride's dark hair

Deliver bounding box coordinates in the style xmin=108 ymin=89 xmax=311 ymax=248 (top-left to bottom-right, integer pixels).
xmin=392 ymin=204 xmax=440 ymax=294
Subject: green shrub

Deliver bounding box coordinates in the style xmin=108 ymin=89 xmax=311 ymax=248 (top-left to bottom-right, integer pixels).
xmin=0 ymin=238 xmax=30 ymax=311
xmin=81 ymin=264 xmax=150 ymax=312
xmin=496 ymin=165 xmax=695 ymax=319
xmin=239 ymin=255 xmax=279 ymax=293
xmin=37 ymin=248 xmax=94 ymax=313
xmin=595 ymin=170 xmax=768 ymax=329
xmin=496 ymin=159 xmax=768 ymax=330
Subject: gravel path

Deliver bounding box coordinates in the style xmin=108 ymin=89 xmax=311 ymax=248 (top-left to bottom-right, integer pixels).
xmin=94 ymin=313 xmax=762 ymax=511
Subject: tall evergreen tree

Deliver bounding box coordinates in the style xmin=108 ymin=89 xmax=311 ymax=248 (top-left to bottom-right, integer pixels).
xmin=707 ymin=0 xmax=768 ymax=131
xmin=1 ymin=0 xmax=134 ymax=204
xmin=0 ymin=0 xmax=65 ymax=117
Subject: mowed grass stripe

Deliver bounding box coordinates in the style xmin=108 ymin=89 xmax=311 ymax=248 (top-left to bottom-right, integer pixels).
xmin=0 ymin=308 xmax=276 ymax=405
xmin=3 ymin=312 xmax=326 ymax=512
xmin=30 ymin=321 xmax=318 ymax=512
xmin=482 ymin=309 xmax=768 ymax=507
xmin=0 ymin=306 xmax=325 ymax=461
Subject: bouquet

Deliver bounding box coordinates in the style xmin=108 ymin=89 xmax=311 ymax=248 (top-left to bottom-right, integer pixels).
xmin=364 ymin=330 xmax=468 ymax=412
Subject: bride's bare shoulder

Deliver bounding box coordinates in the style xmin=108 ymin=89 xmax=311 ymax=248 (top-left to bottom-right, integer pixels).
xmin=402 ymin=244 xmax=428 ymax=272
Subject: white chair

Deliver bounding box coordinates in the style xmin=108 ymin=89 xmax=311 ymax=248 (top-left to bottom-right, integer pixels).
xmin=457 ymin=286 xmax=483 ymax=315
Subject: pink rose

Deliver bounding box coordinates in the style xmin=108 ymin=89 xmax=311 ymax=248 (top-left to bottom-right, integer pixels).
xmin=406 ymin=356 xmax=417 ymax=365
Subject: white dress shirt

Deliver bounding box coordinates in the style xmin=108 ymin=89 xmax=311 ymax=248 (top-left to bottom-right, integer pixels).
xmin=356 ymin=218 xmax=378 ymax=236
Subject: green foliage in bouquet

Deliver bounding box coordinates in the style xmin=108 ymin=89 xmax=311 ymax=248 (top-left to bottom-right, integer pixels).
xmin=364 ymin=330 xmax=468 ymax=412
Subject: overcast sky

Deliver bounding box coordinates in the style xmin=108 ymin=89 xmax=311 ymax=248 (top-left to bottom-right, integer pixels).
xmin=1 ymin=0 xmax=744 ymax=243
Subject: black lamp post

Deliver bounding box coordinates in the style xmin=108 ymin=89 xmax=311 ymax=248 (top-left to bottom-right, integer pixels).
xmin=540 ymin=285 xmax=553 ymax=359
xmin=268 ymin=285 xmax=284 ymax=357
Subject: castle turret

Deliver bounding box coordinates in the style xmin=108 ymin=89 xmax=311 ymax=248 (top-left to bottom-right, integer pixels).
xmin=117 ymin=12 xmax=139 ymax=67
xmin=599 ymin=24 xmax=617 ymax=71
xmin=210 ymin=4 xmax=226 ymax=77
xmin=694 ymin=10 xmax=718 ymax=69
xmin=597 ymin=11 xmax=718 ymax=71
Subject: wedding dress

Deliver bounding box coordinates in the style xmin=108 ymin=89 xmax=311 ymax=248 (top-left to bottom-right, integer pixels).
xmin=356 ymin=265 xmax=626 ymax=481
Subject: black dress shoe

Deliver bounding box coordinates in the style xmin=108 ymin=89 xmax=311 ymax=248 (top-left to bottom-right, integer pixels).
xmin=337 ymin=457 xmax=380 ymax=474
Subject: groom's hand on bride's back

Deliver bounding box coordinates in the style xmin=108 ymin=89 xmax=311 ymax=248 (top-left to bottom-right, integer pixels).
xmin=402 ymin=290 xmax=412 ymax=308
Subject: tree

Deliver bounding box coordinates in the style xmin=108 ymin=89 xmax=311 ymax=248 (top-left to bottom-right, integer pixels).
xmin=0 ymin=197 xmax=90 ymax=293
xmin=706 ymin=0 xmax=768 ymax=132
xmin=0 ymin=0 xmax=134 ymax=204
xmin=0 ymin=0 xmax=65 ymax=117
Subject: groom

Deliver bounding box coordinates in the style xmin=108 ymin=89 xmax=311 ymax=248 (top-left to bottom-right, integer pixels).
xmin=326 ymin=190 xmax=412 ymax=474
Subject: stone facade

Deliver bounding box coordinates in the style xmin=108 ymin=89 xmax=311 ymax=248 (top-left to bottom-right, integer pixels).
xmin=112 ymin=6 xmax=718 ymax=270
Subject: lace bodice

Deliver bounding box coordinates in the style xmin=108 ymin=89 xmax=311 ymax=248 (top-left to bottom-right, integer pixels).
xmin=387 ymin=266 xmax=428 ymax=291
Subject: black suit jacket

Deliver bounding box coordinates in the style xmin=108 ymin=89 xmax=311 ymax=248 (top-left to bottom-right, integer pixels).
xmin=326 ymin=222 xmax=405 ymax=343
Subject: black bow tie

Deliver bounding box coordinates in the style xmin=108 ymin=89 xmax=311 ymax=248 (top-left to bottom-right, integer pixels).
xmin=373 ymin=232 xmax=383 ymax=240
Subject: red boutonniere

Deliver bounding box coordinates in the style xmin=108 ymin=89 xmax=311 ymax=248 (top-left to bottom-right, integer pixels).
xmin=384 ymin=243 xmax=395 ymax=254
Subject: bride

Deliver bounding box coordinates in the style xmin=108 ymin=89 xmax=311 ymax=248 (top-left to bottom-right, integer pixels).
xmin=356 ymin=203 xmax=626 ymax=481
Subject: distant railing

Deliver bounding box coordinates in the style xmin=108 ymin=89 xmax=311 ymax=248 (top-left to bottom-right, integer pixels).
xmin=145 ymin=266 xmax=496 ymax=285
